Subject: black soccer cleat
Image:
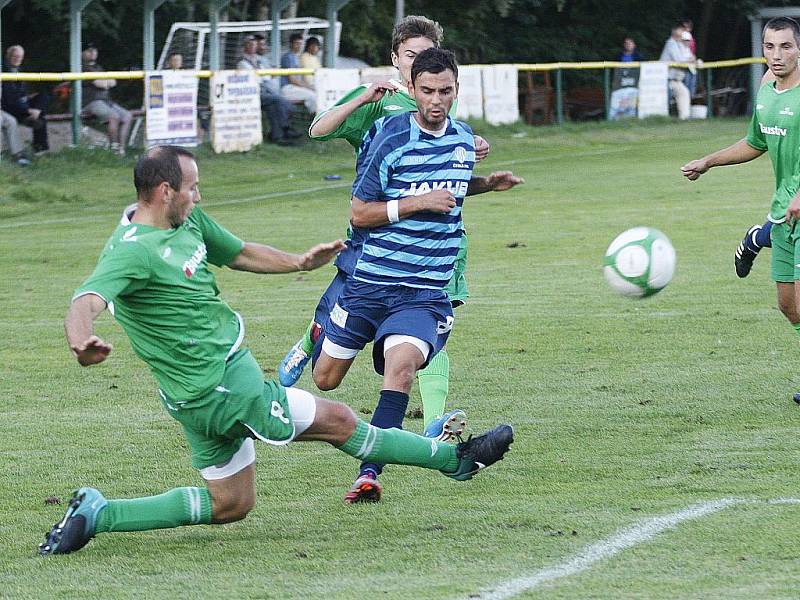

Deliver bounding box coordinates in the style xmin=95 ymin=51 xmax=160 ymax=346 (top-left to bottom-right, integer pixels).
xmin=735 ymin=225 xmax=762 ymax=278
xmin=442 ymin=424 xmax=514 ymax=481
xmin=38 ymin=487 xmax=107 ymax=556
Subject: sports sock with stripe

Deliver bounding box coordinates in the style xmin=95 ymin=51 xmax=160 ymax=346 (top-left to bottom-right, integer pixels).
xmin=95 ymin=487 xmax=212 ymax=533
xmin=360 ymin=389 xmax=408 ymax=477
xmin=340 ymin=419 xmax=458 ymax=472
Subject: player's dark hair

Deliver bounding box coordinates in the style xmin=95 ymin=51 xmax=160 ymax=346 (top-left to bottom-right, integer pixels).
xmin=763 ymin=17 xmax=800 ymax=46
xmin=391 ymin=15 xmax=443 ymax=55
xmin=134 ymin=145 xmax=195 ymax=198
xmin=410 ymin=47 xmax=458 ymax=85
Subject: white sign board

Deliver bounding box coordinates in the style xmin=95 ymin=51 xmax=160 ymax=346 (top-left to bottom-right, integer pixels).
xmin=210 ymin=70 xmax=262 ymax=153
xmin=145 ymin=70 xmax=199 ymax=147
xmin=360 ymin=67 xmax=396 ymax=85
xmin=482 ymin=65 xmax=519 ymax=125
xmin=638 ymin=62 xmax=669 ymax=119
xmin=455 ymin=65 xmax=484 ymax=120
xmin=315 ymin=68 xmax=362 ymax=113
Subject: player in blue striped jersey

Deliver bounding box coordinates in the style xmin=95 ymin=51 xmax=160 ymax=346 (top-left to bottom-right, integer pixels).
xmin=311 ymin=48 xmax=514 ymax=503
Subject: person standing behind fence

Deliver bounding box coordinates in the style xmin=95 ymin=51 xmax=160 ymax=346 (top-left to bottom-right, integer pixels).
xmin=280 ymin=33 xmax=317 ymax=114
xmin=618 ymin=37 xmax=642 ymax=62
xmin=81 ymin=43 xmax=132 ymax=156
xmin=659 ymin=25 xmax=691 ymax=120
xmin=2 ymin=45 xmax=50 ymax=155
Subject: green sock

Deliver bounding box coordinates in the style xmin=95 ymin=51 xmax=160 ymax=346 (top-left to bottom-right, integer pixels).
xmin=794 ymin=322 xmax=800 ymax=336
xmin=338 ymin=419 xmax=459 ymax=472
xmin=299 ymin=320 xmax=316 ymax=354
xmin=95 ymin=487 xmax=212 ymax=533
xmin=418 ymin=350 xmax=450 ymax=426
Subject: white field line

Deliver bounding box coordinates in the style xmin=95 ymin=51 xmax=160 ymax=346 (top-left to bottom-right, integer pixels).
xmin=475 ymin=497 xmax=800 ymax=600
xmin=0 ymin=147 xmax=626 ymax=231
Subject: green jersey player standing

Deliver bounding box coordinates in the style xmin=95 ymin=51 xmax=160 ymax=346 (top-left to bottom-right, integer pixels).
xmin=682 ymin=16 xmax=800 ymax=402
xmin=39 ymin=145 xmax=514 ymax=556
xmin=278 ymin=16 xmax=523 ymax=453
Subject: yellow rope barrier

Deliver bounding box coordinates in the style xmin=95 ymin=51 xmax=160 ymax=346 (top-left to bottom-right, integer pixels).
xmin=0 ymin=58 xmax=765 ymax=81
xmin=0 ymin=68 xmax=314 ymax=81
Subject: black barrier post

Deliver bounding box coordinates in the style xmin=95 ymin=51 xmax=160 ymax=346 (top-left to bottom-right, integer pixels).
xmin=603 ymin=66 xmax=610 ymax=120
xmin=706 ymin=68 xmax=713 ymax=118
xmin=555 ymin=68 xmax=563 ymax=124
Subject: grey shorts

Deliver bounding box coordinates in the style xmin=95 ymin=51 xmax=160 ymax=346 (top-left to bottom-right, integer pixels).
xmin=84 ymin=100 xmax=131 ymax=123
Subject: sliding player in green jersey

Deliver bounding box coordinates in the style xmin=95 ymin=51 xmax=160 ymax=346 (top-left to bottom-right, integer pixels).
xmin=39 ymin=145 xmax=513 ymax=555
xmin=682 ymin=17 xmax=800 ymax=402
xmin=278 ymin=15 xmax=522 ymax=446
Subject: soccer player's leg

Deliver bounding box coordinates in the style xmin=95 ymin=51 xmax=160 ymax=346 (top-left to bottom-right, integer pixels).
xmin=291 ymin=391 xmax=513 ymax=486
xmin=279 ymin=270 xmax=348 ymax=386
xmin=418 ymin=235 xmax=468 ymax=438
xmin=311 ymin=279 xmax=378 ymax=392
xmin=735 ymin=220 xmax=773 ymax=278
xmin=39 ymin=350 xmax=272 ymax=555
xmin=769 ymin=223 xmax=800 ymax=402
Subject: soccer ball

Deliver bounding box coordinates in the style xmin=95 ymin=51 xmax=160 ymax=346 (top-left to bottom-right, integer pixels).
xmin=603 ymin=227 xmax=676 ymax=298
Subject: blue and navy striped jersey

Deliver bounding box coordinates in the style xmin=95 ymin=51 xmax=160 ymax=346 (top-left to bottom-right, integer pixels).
xmin=348 ymin=113 xmax=475 ymax=289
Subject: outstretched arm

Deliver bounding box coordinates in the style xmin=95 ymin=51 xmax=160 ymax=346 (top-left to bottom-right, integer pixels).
xmin=228 ymin=240 xmax=346 ymax=274
xmin=466 ymin=171 xmax=525 ymax=196
xmin=681 ymin=139 xmax=764 ymax=181
xmin=65 ymin=294 xmax=113 ymax=366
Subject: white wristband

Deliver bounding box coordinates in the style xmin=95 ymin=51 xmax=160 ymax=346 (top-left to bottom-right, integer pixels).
xmin=387 ymin=199 xmax=400 ymax=223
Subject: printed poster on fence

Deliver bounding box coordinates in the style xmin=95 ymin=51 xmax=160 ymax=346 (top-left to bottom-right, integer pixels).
xmin=637 ymin=62 xmax=669 ymax=119
xmin=145 ymin=70 xmax=199 ymax=147
xmin=315 ymin=68 xmax=361 ymax=114
xmin=482 ymin=65 xmax=519 ymax=125
xmin=210 ymin=70 xmax=262 ymax=153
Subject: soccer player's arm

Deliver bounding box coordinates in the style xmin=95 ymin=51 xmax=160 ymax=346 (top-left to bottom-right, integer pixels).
xmin=349 ymin=126 xmax=456 ymax=228
xmin=309 ymin=83 xmax=388 ymax=143
xmin=467 ymin=171 xmax=525 ymax=196
xmin=65 ymin=244 xmax=149 ymax=366
xmin=681 ymin=111 xmax=765 ymax=181
xmin=191 ymin=207 xmax=344 ymax=274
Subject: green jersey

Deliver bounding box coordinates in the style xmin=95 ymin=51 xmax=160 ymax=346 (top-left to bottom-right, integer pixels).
xmin=310 ymin=79 xmax=457 ymax=151
xmin=746 ymin=81 xmax=800 ymax=222
xmin=74 ymin=205 xmax=245 ymax=402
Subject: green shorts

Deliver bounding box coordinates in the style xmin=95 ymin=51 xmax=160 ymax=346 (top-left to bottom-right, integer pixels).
xmin=445 ymin=233 xmax=469 ymax=307
xmin=770 ymin=221 xmax=800 ymax=282
xmin=160 ymin=349 xmax=295 ymax=470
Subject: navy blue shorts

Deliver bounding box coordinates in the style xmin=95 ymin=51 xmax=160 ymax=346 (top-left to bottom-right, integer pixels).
xmin=325 ymin=279 xmax=454 ymax=374
xmin=313 ymin=269 xmax=349 ymax=329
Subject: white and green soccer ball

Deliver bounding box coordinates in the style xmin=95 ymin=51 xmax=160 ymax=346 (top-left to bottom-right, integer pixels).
xmin=603 ymin=227 xmax=676 ymax=298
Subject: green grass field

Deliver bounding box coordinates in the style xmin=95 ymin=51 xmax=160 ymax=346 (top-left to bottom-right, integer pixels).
xmin=3 ymin=118 xmax=800 ymax=599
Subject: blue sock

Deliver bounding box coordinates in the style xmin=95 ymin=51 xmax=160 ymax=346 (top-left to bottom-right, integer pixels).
xmin=755 ymin=221 xmax=772 ymax=249
xmin=360 ymin=389 xmax=409 ymax=477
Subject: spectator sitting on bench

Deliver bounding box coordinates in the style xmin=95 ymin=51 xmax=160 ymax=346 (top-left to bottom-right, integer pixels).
xmin=300 ymin=36 xmax=321 ymax=87
xmin=1 ymin=109 xmax=31 ymax=166
xmin=280 ymin=33 xmax=317 ymax=114
xmin=81 ymin=42 xmax=132 ymax=155
xmin=237 ymin=35 xmax=299 ymax=145
xmin=2 ymin=45 xmax=50 ymax=155
xmin=167 ymin=53 xmax=183 ymax=70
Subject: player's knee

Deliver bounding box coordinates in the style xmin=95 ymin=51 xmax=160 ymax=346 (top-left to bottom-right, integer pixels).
xmin=212 ymin=490 xmax=256 ymax=523
xmin=312 ymin=368 xmax=341 ymax=391
xmin=384 ymin=362 xmax=417 ymax=391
